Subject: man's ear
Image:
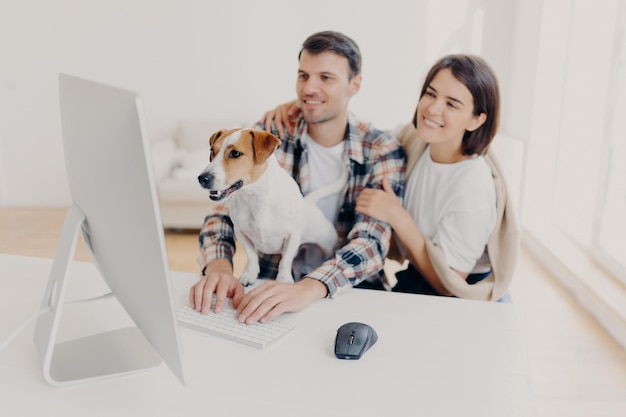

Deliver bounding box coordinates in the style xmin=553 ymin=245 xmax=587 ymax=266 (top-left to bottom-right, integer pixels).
xmin=249 ymin=130 xmax=281 ymax=164
xmin=349 ymin=74 xmax=362 ymax=96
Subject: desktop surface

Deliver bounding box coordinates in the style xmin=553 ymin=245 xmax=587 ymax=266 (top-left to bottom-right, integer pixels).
xmin=0 ymin=254 xmax=536 ymax=416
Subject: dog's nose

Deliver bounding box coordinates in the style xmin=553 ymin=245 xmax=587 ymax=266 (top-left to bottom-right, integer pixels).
xmin=198 ymin=173 xmax=214 ymax=189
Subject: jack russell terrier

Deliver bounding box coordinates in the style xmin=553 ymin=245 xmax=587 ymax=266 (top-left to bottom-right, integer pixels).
xmin=198 ymin=128 xmax=346 ymax=285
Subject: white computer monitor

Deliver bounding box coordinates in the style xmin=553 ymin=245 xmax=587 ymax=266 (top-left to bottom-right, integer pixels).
xmin=33 ymin=74 xmax=185 ymax=386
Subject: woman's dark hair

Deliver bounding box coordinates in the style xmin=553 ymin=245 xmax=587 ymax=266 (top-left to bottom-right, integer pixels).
xmin=299 ymin=31 xmax=362 ymax=79
xmin=412 ymin=54 xmax=500 ymax=155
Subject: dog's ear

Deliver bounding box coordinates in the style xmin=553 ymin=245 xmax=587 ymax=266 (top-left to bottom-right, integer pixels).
xmin=249 ymin=130 xmax=281 ymax=164
xmin=209 ymin=129 xmax=227 ymax=147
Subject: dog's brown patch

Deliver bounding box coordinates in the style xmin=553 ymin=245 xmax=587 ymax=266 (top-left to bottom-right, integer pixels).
xmin=209 ymin=128 xmax=281 ymax=187
xmin=248 ymin=130 xmax=281 ymax=164
xmin=209 ymin=128 xmax=240 ymax=161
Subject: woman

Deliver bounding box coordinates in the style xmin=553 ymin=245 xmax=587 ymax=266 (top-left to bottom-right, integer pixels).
xmin=263 ymin=54 xmax=520 ymax=301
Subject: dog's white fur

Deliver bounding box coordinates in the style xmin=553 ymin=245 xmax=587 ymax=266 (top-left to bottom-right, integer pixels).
xmin=198 ymin=128 xmax=346 ymax=285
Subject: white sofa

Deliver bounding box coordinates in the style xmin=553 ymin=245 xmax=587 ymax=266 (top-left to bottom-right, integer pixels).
xmin=151 ymin=119 xmax=247 ymax=229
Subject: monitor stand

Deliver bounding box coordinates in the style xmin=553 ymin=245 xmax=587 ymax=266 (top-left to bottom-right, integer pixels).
xmin=33 ymin=205 xmax=162 ymax=386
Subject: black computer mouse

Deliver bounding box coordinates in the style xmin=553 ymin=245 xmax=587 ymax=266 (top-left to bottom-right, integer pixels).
xmin=334 ymin=322 xmax=378 ymax=360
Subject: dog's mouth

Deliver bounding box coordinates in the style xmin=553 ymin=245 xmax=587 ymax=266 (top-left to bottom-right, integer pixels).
xmin=208 ymin=180 xmax=244 ymax=202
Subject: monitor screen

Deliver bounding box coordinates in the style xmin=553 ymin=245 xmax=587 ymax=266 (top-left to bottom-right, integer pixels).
xmin=33 ymin=74 xmax=185 ymax=386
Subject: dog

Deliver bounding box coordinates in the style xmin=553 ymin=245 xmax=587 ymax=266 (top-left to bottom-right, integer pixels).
xmin=198 ymin=128 xmax=346 ymax=285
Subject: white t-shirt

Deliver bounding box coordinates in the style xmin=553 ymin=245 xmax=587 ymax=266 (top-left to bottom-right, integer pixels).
xmin=404 ymin=146 xmax=496 ymax=273
xmin=306 ymin=134 xmax=345 ymax=224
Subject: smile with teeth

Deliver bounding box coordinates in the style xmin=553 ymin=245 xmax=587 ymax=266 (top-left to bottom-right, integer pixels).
xmin=423 ymin=116 xmax=443 ymax=128
xmin=208 ymin=180 xmax=243 ymax=201
xmin=304 ymin=99 xmax=324 ymax=105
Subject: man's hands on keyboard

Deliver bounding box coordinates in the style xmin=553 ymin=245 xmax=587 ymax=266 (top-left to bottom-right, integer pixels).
xmin=177 ymin=304 xmax=294 ymax=349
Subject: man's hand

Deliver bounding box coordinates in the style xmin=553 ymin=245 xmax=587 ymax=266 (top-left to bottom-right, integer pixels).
xmin=235 ymin=278 xmax=327 ymax=324
xmin=189 ymin=258 xmax=245 ymax=314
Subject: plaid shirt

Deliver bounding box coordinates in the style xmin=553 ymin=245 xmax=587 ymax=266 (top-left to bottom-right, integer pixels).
xmin=198 ymin=113 xmax=406 ymax=297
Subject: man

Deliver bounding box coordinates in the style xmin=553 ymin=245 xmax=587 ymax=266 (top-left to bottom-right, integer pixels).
xmin=190 ymin=31 xmax=405 ymax=324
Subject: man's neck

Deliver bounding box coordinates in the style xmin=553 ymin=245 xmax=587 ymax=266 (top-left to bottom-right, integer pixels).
xmin=306 ymin=115 xmax=348 ymax=147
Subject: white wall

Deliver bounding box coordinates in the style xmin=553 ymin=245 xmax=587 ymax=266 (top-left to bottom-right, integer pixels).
xmin=0 ymin=0 xmax=516 ymax=206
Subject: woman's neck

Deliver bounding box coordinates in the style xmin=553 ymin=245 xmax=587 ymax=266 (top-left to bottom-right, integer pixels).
xmin=428 ymin=142 xmax=470 ymax=164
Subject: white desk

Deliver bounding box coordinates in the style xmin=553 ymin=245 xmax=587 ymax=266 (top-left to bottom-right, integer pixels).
xmin=0 ymin=254 xmax=535 ymax=416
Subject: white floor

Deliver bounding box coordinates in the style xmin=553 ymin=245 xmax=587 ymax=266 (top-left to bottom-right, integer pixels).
xmin=510 ymin=248 xmax=626 ymax=416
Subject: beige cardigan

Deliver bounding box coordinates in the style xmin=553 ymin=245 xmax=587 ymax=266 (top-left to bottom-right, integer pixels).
xmin=390 ymin=123 xmax=521 ymax=301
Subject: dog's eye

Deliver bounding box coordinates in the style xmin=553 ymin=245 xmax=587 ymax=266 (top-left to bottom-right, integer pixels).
xmin=209 ymin=148 xmax=215 ymax=161
xmin=229 ymin=150 xmax=242 ymax=159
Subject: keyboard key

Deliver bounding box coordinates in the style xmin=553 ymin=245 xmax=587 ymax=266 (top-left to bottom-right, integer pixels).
xmin=177 ymin=305 xmax=294 ymax=349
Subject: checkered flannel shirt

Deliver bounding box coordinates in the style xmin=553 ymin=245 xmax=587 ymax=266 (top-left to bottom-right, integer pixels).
xmin=198 ymin=113 xmax=406 ymax=297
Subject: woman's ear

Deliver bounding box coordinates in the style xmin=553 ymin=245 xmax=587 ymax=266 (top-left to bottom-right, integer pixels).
xmin=467 ymin=112 xmax=487 ymax=132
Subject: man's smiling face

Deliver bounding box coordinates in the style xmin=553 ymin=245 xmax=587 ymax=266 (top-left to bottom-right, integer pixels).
xmin=296 ymin=50 xmax=361 ymax=126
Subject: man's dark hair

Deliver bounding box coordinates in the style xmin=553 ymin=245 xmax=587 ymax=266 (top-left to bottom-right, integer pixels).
xmin=299 ymin=31 xmax=362 ymax=78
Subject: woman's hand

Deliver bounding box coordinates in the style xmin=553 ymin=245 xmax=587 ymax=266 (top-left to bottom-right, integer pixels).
xmin=259 ymin=99 xmax=300 ymax=139
xmin=356 ymin=176 xmax=404 ymax=228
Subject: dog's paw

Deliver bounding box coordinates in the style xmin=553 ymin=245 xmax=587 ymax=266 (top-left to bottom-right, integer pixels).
xmin=275 ymin=273 xmax=295 ymax=284
xmin=239 ymin=271 xmax=258 ymax=286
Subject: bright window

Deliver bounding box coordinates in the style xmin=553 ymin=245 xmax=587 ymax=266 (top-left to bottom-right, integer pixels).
xmin=594 ymin=8 xmax=626 ymax=281
xmin=523 ymin=0 xmax=626 ymax=285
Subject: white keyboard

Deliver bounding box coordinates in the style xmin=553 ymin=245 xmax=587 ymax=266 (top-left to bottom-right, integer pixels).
xmin=177 ymin=304 xmax=294 ymax=349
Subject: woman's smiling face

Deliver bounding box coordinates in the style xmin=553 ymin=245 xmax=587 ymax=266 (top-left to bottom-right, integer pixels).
xmin=415 ymin=68 xmax=486 ymax=161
